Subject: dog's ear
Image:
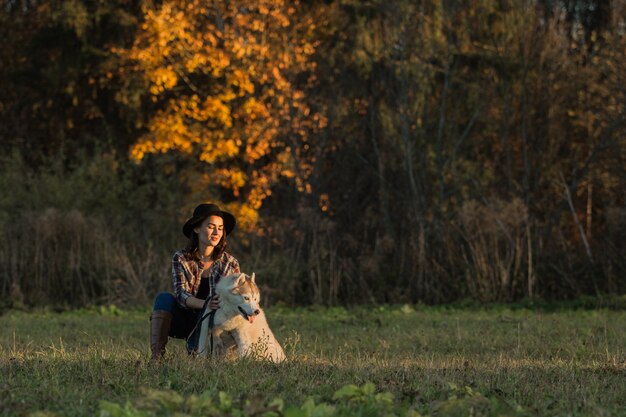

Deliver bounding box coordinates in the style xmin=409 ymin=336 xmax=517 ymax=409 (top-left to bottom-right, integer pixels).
xmin=250 ymin=272 xmax=256 ymax=283
xmin=235 ymin=273 xmax=246 ymax=287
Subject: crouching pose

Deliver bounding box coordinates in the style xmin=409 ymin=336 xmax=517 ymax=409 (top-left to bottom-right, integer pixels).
xmin=149 ymin=203 xmax=239 ymax=362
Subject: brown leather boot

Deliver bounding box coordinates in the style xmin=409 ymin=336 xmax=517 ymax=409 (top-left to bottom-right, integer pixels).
xmin=150 ymin=310 xmax=172 ymax=362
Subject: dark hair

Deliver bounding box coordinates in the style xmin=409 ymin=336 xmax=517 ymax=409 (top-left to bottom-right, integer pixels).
xmin=184 ymin=218 xmax=228 ymax=261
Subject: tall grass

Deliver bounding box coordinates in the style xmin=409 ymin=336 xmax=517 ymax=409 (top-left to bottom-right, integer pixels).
xmin=3 ymin=208 xmax=158 ymax=305
xmin=1 ymin=149 xmax=625 ymax=308
xmin=0 ymin=151 xmax=182 ymax=308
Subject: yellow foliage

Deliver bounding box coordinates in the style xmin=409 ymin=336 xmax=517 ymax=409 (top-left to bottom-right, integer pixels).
xmin=119 ymin=0 xmax=323 ymax=217
xmin=224 ymin=202 xmax=259 ymax=232
xmin=148 ymin=67 xmax=178 ymax=95
xmin=211 ymin=168 xmax=247 ymax=195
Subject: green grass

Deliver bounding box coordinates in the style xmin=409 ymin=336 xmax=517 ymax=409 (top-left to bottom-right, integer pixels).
xmin=1 ymin=304 xmax=625 ymax=416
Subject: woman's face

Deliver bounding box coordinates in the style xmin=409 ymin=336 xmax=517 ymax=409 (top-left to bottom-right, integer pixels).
xmin=194 ymin=215 xmax=224 ymax=248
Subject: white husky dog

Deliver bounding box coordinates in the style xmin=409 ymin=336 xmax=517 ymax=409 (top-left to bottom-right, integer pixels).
xmin=197 ymin=272 xmax=286 ymax=363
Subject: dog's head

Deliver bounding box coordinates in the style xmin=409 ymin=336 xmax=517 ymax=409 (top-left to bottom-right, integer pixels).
xmin=217 ymin=272 xmax=261 ymax=323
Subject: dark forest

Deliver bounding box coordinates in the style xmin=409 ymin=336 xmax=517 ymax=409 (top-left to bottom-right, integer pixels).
xmin=1 ymin=0 xmax=625 ymax=307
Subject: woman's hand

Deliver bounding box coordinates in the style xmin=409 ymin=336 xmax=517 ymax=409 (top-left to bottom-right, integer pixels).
xmin=185 ymin=295 xmax=220 ymax=310
xmin=208 ymin=295 xmax=220 ymax=310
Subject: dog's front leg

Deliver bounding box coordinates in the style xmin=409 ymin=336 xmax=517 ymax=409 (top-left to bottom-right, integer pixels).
xmin=229 ymin=330 xmax=251 ymax=359
xmin=209 ymin=328 xmax=226 ymax=358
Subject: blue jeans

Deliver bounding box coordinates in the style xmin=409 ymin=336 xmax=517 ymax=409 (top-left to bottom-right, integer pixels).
xmin=153 ymin=292 xmax=200 ymax=353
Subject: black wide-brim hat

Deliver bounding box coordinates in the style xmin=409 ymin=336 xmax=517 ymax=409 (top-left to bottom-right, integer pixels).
xmin=182 ymin=203 xmax=236 ymax=239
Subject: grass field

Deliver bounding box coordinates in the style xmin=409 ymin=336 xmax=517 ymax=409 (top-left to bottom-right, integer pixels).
xmin=1 ymin=304 xmax=625 ymax=416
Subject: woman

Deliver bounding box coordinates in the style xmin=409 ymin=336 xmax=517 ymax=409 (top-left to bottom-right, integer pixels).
xmin=150 ymin=203 xmax=240 ymax=362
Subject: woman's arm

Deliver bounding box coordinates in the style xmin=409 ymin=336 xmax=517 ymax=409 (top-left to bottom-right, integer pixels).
xmin=184 ymin=296 xmax=207 ymax=309
xmin=185 ymin=294 xmax=220 ymax=310
xmin=172 ymin=253 xmax=195 ymax=307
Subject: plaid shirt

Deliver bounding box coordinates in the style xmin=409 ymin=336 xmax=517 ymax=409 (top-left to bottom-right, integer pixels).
xmin=171 ymin=250 xmax=240 ymax=308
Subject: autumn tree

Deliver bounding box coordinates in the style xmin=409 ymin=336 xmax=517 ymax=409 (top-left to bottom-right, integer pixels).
xmin=117 ymin=0 xmax=324 ymax=227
